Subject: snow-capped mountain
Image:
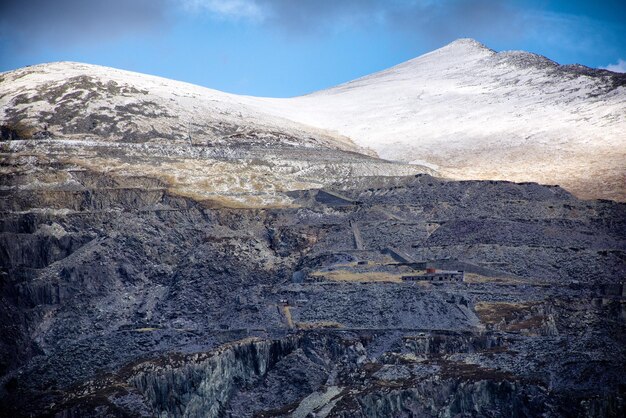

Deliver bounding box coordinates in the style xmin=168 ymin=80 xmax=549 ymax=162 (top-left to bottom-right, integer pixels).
xmin=246 ymin=39 xmax=626 ymax=201
xmin=0 ymin=61 xmax=428 ymax=207
xmin=1 ymin=39 xmax=625 ymax=201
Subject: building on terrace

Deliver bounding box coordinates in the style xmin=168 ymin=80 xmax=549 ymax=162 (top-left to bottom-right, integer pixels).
xmin=402 ymin=268 xmax=464 ymax=282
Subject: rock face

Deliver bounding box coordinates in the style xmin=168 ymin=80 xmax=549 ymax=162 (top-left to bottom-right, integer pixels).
xmin=1 ymin=164 xmax=624 ymax=416
xmin=0 ymin=43 xmax=625 ymax=417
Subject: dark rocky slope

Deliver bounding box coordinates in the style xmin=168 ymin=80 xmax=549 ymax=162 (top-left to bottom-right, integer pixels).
xmin=0 ymin=161 xmax=624 ymax=416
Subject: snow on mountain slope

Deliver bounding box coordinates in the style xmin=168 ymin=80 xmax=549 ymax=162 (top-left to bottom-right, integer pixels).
xmin=1 ymin=39 xmax=625 ymax=202
xmin=0 ymin=61 xmax=360 ymax=152
xmin=0 ymin=62 xmax=429 ymax=208
xmin=243 ymin=39 xmax=626 ymax=201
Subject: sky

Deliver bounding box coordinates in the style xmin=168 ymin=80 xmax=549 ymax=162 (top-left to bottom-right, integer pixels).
xmin=0 ymin=0 xmax=625 ymax=97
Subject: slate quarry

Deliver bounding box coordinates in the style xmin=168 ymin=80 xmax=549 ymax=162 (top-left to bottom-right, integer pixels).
xmin=1 ymin=163 xmax=624 ymax=417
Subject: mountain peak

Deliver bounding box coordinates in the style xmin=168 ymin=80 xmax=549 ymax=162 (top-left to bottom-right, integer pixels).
xmin=446 ymin=38 xmax=488 ymax=48
xmin=441 ymin=38 xmax=493 ymax=53
xmin=413 ymin=38 xmax=494 ymax=63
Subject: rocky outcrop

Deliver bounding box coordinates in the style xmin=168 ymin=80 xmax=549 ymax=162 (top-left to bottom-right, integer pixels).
xmin=344 ymin=380 xmax=551 ymax=417
xmin=131 ymin=337 xmax=299 ymax=418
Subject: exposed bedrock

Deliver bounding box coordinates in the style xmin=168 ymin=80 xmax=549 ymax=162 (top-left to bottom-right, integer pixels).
xmin=0 ymin=166 xmax=624 ymax=417
xmin=342 ymin=380 xmax=550 ymax=418
xmin=131 ymin=337 xmax=300 ymax=418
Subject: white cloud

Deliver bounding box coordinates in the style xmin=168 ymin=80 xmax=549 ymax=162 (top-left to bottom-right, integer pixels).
xmin=603 ymin=59 xmax=626 ymax=73
xmin=179 ymin=0 xmax=265 ymax=21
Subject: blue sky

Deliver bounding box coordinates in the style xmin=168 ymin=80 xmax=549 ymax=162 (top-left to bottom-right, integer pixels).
xmin=1 ymin=0 xmax=625 ymax=97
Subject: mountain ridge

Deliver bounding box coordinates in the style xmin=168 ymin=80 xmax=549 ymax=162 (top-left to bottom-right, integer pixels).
xmin=0 ymin=60 xmax=431 ymax=208
xmin=1 ymin=39 xmax=625 ymax=201
xmin=244 ymin=39 xmax=626 ymax=201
